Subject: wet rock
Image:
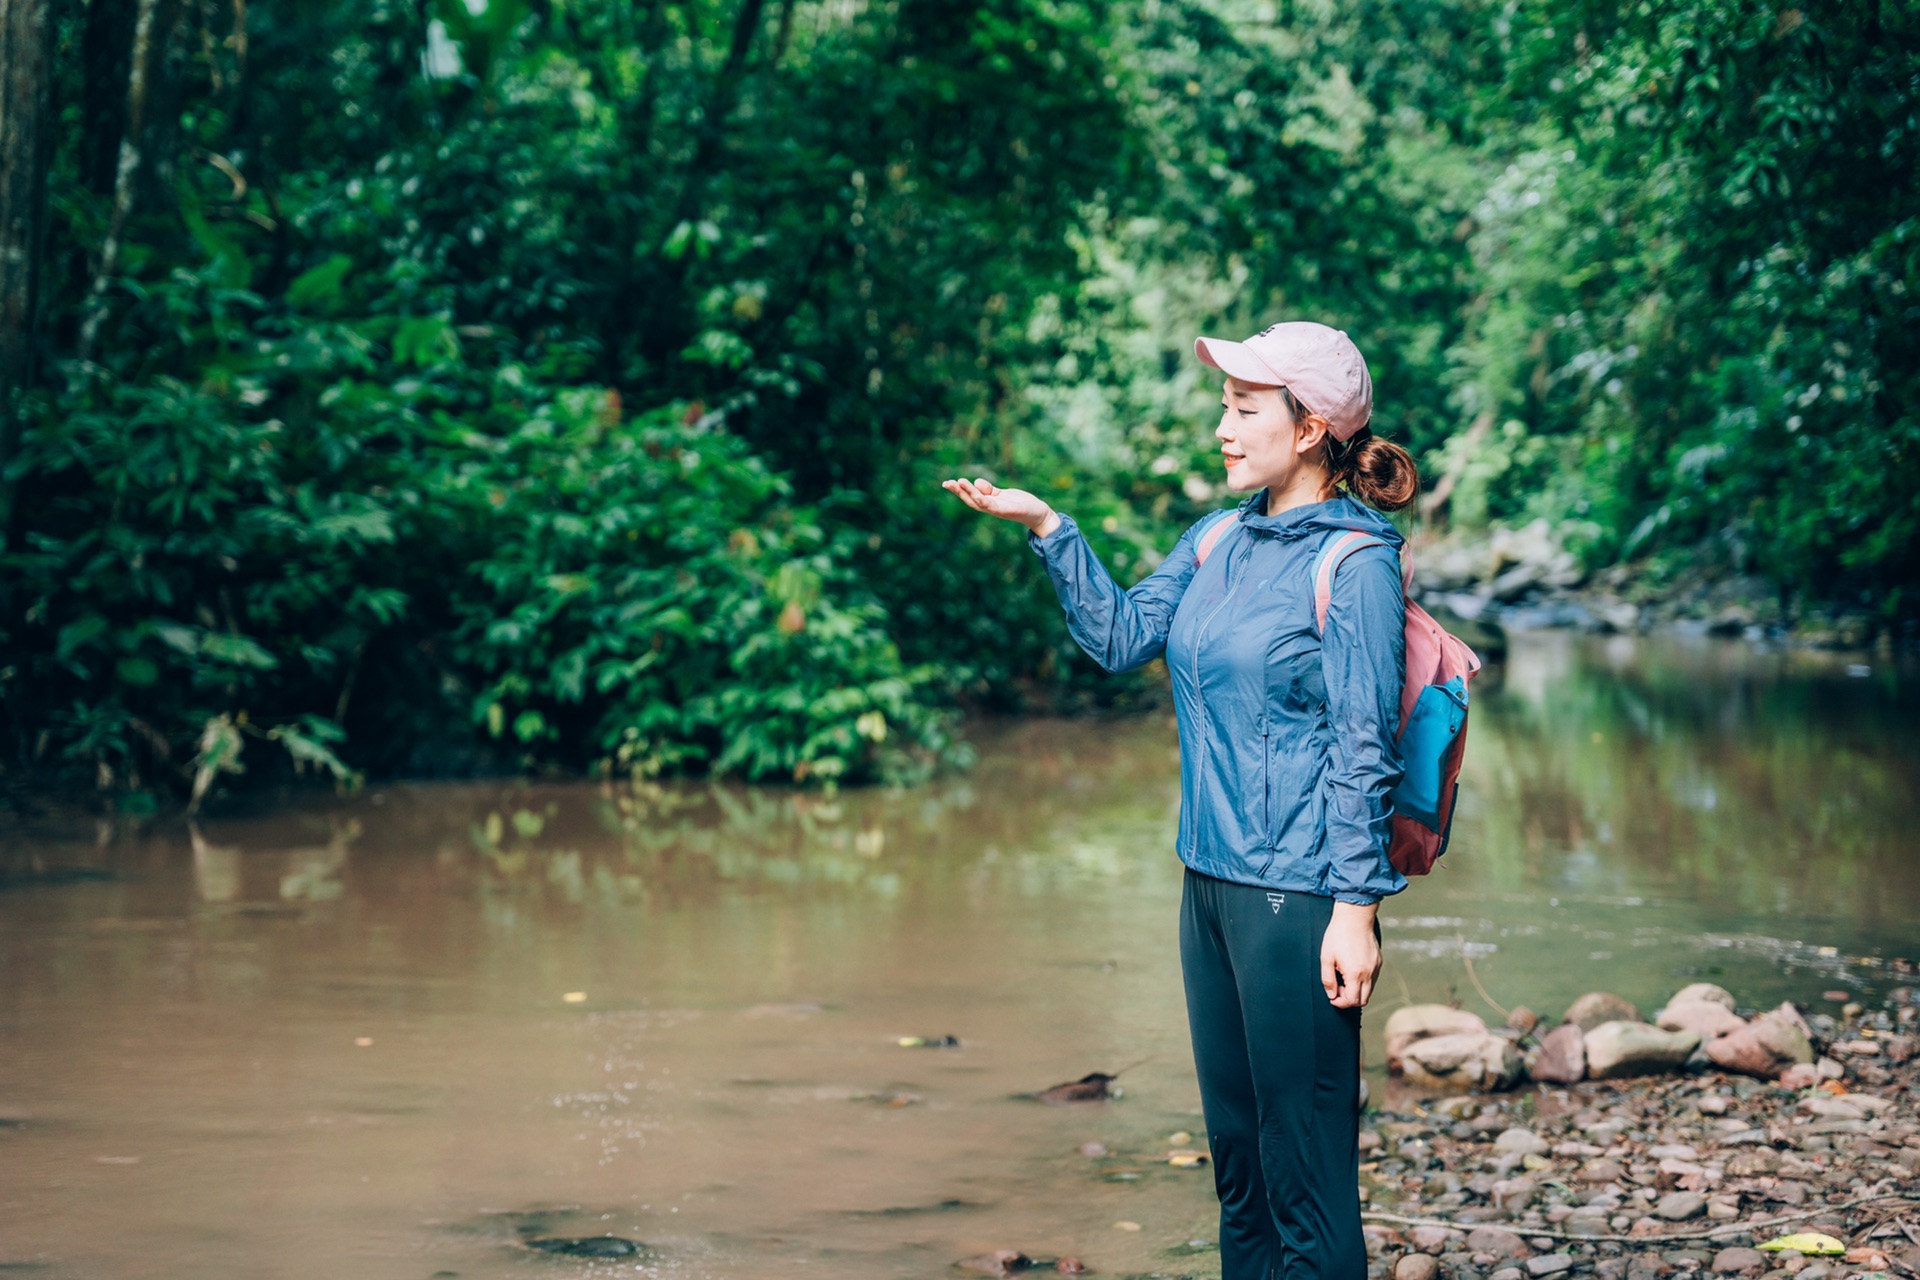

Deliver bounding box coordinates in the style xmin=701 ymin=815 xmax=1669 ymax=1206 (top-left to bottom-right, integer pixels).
xmin=1585 ymin=1021 xmax=1702 ymax=1078
xmin=1495 ymin=1128 xmax=1550 ymax=1156
xmin=1705 ymin=1005 xmax=1814 ymax=1079
xmin=957 ymin=1249 xmax=1035 ymax=1276
xmin=1566 ymin=993 xmax=1642 ymax=1032
xmin=1530 ymin=1023 xmax=1586 ymax=1084
xmin=1034 ymin=1073 xmax=1121 ymax=1104
xmin=1711 ymin=1249 xmax=1767 ymax=1275
xmin=1528 ymin=1254 xmax=1575 ymax=1276
xmin=1396 ymin=1254 xmax=1441 ymax=1280
xmin=1656 ymin=1191 xmax=1707 ymax=1221
xmin=526 ymin=1236 xmax=647 ymax=1258
xmin=1402 ymin=1031 xmax=1525 ymax=1091
xmin=1387 ymin=1005 xmax=1492 ymax=1072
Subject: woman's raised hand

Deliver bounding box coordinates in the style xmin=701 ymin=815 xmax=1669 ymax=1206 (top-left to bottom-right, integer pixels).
xmin=941 ymin=477 xmax=1061 ymax=538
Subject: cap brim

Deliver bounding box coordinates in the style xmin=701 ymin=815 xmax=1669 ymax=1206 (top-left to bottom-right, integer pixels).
xmin=1194 ymin=337 xmax=1285 ymax=387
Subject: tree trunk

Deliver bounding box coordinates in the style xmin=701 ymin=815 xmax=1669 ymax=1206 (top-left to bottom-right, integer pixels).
xmin=0 ymin=0 xmax=56 ymax=548
xmin=80 ymin=0 xmax=138 ymax=197
xmin=78 ymin=0 xmax=186 ymax=360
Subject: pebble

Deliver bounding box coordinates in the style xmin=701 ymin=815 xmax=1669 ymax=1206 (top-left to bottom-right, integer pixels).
xmin=1712 ymin=1248 xmax=1767 ymax=1275
xmin=1395 ymin=1254 xmax=1440 ymax=1280
xmin=1526 ymin=1253 xmax=1575 ymax=1276
xmin=1491 ymin=1270 xmax=1524 ymax=1280
xmin=1496 ymin=1128 xmax=1550 ymax=1156
xmin=1657 ymin=1190 xmax=1708 ymax=1220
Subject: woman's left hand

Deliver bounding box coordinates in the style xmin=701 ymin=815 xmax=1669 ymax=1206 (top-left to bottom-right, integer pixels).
xmin=1321 ymin=902 xmax=1382 ymax=1009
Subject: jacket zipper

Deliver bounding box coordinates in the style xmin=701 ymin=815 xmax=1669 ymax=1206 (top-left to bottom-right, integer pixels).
xmin=1189 ymin=533 xmax=1253 ymax=856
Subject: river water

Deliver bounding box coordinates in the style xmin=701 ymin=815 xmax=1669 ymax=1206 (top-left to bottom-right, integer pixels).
xmin=2 ymin=633 xmax=1916 ymax=1279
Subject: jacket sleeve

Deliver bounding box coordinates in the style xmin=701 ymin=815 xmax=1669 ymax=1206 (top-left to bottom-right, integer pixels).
xmin=1026 ymin=513 xmax=1207 ymax=674
xmin=1320 ymin=543 xmax=1409 ymax=905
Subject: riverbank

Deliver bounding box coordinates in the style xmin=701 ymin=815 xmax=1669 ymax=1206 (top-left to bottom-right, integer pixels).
xmin=1411 ymin=524 xmax=1914 ymax=655
xmin=1359 ymin=982 xmax=1920 ymax=1280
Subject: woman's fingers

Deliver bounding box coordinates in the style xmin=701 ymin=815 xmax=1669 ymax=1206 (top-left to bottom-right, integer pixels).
xmin=1320 ymin=946 xmax=1341 ymax=1002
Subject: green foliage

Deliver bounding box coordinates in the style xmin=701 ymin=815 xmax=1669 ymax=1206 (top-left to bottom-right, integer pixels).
xmin=6 ymin=0 xmax=1917 ymax=802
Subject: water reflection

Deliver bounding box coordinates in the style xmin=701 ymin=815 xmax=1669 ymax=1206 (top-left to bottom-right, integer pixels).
xmin=0 ymin=634 xmax=1914 ymax=1279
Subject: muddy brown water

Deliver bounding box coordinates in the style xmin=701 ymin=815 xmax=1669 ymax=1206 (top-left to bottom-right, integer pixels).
xmin=2 ymin=633 xmax=1916 ymax=1279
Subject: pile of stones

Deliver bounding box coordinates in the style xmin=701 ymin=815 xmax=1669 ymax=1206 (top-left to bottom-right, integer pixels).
xmin=1360 ymin=985 xmax=1919 ymax=1280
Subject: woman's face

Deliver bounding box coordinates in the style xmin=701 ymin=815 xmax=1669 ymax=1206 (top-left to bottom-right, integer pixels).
xmin=1216 ymin=378 xmax=1325 ymax=495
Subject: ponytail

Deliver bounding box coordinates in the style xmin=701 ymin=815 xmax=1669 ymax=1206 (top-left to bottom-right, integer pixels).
xmin=1278 ymin=386 xmax=1420 ymax=512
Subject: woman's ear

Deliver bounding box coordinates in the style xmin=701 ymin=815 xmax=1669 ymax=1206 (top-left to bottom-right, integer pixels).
xmin=1292 ymin=411 xmax=1331 ymax=455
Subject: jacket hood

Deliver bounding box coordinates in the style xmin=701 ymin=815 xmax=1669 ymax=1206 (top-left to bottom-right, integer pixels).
xmin=1233 ymin=489 xmax=1405 ymax=547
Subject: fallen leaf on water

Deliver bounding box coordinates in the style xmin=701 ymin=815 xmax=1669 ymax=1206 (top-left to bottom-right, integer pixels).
xmin=562 ymin=992 xmax=587 ymax=1003
xmin=1760 ymin=1234 xmax=1846 ymax=1256
xmin=1113 ymin=1221 xmax=1141 ymax=1232
xmin=1167 ymin=1150 xmax=1208 ymax=1168
xmin=1168 ymin=1130 xmax=1193 ymax=1146
xmin=1034 ymin=1073 xmax=1119 ymax=1104
xmin=1845 ymin=1248 xmax=1891 ymax=1268
xmin=898 ymin=1035 xmax=960 ymax=1048
xmin=354 ymin=1037 xmax=373 ymax=1047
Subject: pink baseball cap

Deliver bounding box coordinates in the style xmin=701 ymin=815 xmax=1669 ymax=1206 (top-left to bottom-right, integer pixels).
xmin=1194 ymin=321 xmax=1374 ymax=442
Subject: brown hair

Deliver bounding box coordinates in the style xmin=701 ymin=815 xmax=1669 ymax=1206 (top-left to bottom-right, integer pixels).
xmin=1280 ymin=386 xmax=1420 ymax=512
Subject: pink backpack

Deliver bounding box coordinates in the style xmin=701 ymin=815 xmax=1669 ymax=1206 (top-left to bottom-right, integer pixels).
xmin=1194 ymin=515 xmax=1482 ymax=876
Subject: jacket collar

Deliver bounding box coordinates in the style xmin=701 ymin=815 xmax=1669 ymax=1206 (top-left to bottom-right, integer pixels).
xmin=1232 ymin=489 xmax=1404 ymax=546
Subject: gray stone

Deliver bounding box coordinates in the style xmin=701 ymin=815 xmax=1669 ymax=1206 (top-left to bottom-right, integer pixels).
xmin=1668 ymin=982 xmax=1736 ymax=1010
xmin=1705 ymin=1005 xmax=1815 ymax=1080
xmin=1496 ymin=1128 xmax=1551 ymax=1156
xmin=1656 ymin=1191 xmax=1708 ymax=1221
xmin=1711 ymin=1248 xmax=1767 ymax=1275
xmin=1527 ymin=1255 xmax=1575 ymax=1277
xmin=1409 ymin=1226 xmax=1465 ymax=1254
xmin=1585 ymin=1021 xmax=1702 ymax=1079
xmin=1657 ymin=1000 xmax=1747 ymax=1041
xmin=1492 ymin=1270 xmax=1525 ymax=1280
xmin=1468 ymin=1227 xmax=1532 ymax=1260
xmin=1565 ymin=992 xmax=1642 ymax=1032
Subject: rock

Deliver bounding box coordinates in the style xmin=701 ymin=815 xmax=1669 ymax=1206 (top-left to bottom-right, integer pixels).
xmin=1579 ymin=1158 xmax=1627 ymax=1183
xmin=1669 ymin=982 xmax=1737 ymax=1010
xmin=1694 ymin=1094 xmax=1730 ymax=1115
xmin=1055 ymin=1259 xmax=1087 ymax=1275
xmin=1402 ymin=1031 xmax=1525 ymax=1091
xmin=1468 ymin=1227 xmax=1532 ymax=1260
xmin=1409 ymin=1226 xmax=1465 ymax=1254
xmin=1529 ymin=1023 xmax=1586 ymax=1084
xmin=1658 ymin=1001 xmax=1747 ymax=1041
xmin=1507 ymin=1006 xmax=1541 ymax=1035
xmin=1397 ymin=1254 xmax=1441 ymax=1280
xmin=1492 ymin=1270 xmax=1525 ymax=1280
xmin=1705 ymin=1006 xmax=1814 ymax=1079
xmin=1527 ymin=1254 xmax=1575 ymax=1277
xmin=1387 ymin=1005 xmax=1491 ymax=1073
xmin=1656 ymin=1191 xmax=1707 ymax=1220
xmin=1495 ymin=1128 xmax=1550 ymax=1156
xmin=527 ymin=1237 xmax=647 ymax=1258
xmin=1565 ymin=993 xmax=1642 ymax=1032
xmin=1777 ymin=1063 xmax=1819 ymax=1090
xmin=1585 ymin=1021 xmax=1702 ymax=1078
xmin=1712 ymin=1248 xmax=1768 ymax=1274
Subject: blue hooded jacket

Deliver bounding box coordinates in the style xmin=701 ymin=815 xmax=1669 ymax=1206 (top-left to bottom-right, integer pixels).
xmin=1028 ymin=489 xmax=1408 ymax=904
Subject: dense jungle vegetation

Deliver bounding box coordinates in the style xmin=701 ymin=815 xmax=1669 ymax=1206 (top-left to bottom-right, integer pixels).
xmin=1 ymin=0 xmax=1914 ymax=802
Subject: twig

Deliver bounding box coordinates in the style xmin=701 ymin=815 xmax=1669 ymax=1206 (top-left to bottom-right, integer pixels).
xmin=1460 ymin=937 xmax=1509 ymax=1019
xmin=1362 ymin=1194 xmax=1917 ymax=1245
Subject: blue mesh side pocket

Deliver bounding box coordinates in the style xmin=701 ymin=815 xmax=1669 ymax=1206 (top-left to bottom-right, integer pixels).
xmin=1392 ymin=677 xmax=1468 ymax=829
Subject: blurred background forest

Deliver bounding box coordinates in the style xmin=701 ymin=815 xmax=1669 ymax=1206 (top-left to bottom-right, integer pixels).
xmin=1 ymin=0 xmax=1915 ymax=802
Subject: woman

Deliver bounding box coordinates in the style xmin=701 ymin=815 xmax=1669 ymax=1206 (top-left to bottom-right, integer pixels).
xmin=942 ymin=321 xmax=1418 ymax=1280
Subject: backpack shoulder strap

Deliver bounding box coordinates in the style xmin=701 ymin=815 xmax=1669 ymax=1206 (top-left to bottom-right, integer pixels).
xmin=1312 ymin=531 xmax=1392 ymax=632
xmin=1193 ymin=511 xmax=1241 ymax=567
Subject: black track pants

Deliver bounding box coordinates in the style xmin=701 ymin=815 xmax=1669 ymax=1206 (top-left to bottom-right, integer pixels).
xmin=1179 ymin=868 xmax=1366 ymax=1280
